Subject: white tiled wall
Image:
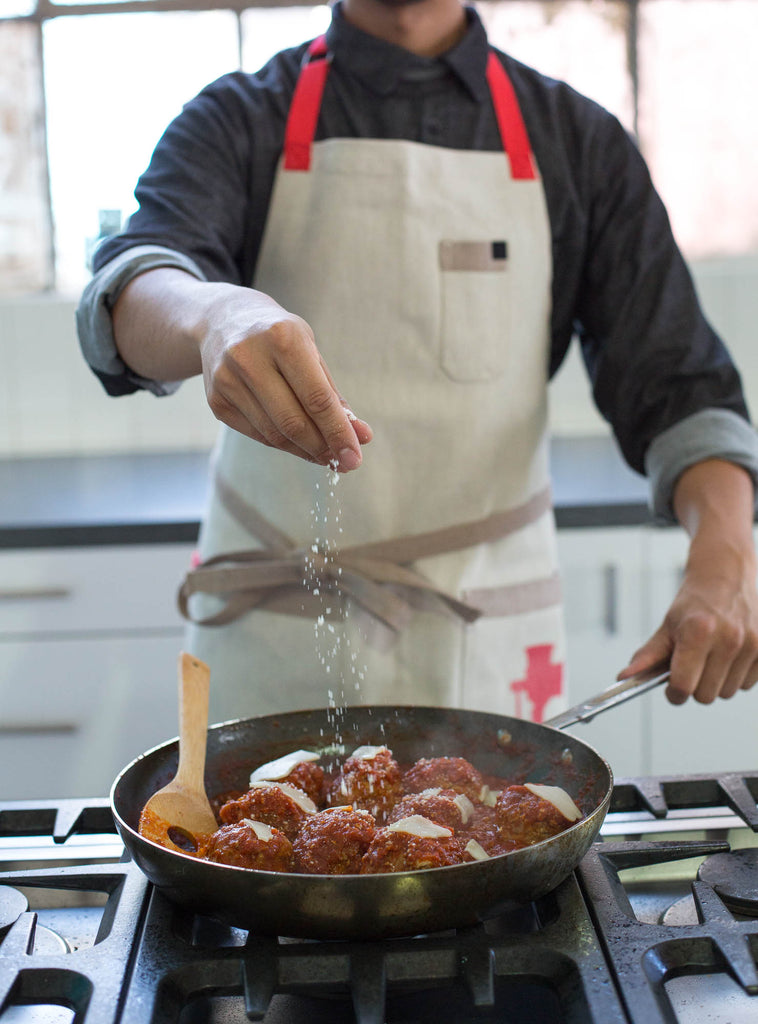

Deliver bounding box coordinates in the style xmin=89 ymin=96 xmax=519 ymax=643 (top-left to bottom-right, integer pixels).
xmin=0 ymin=254 xmax=756 ymax=459
xmin=0 ymin=293 xmax=218 ymax=457
xmin=691 ymin=254 xmax=758 ymax=386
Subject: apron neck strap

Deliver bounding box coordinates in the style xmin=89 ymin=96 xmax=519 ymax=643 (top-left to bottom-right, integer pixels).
xmin=283 ymin=39 xmax=537 ymax=180
xmin=283 ymin=35 xmax=330 ymax=171
xmin=484 ymin=52 xmax=537 ymax=180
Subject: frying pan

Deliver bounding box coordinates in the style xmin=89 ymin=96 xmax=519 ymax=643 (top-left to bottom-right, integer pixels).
xmin=111 ymin=667 xmax=669 ymax=940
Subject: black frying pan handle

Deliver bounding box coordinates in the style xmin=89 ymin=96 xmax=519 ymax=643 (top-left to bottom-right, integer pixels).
xmin=545 ymin=661 xmax=670 ymax=731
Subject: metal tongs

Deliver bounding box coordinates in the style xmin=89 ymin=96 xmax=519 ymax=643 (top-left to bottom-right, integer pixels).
xmin=545 ymin=661 xmax=671 ymax=731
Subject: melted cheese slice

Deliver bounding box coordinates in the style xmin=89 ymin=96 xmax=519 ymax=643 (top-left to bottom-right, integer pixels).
xmin=249 ymin=749 xmax=319 ymax=785
xmin=387 ymin=815 xmax=452 ymax=839
xmin=524 ymin=783 xmax=582 ymax=822
xmin=351 ymin=745 xmax=390 ymax=760
xmin=249 ymin=781 xmax=317 ymax=814
xmin=241 ymin=818 xmax=274 ymax=842
xmin=479 ymin=785 xmax=500 ymax=807
xmin=453 ymin=794 xmax=475 ymax=824
xmin=417 ymin=788 xmax=473 ymax=824
xmin=464 ymin=839 xmax=491 ymax=861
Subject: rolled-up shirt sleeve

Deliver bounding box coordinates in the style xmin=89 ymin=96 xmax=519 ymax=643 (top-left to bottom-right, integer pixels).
xmin=645 ymin=408 xmax=758 ymax=522
xmin=76 ymin=245 xmax=207 ymax=397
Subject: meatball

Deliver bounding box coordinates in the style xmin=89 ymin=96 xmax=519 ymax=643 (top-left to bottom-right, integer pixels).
xmin=386 ymin=788 xmax=475 ymax=832
xmin=326 ymin=746 xmax=403 ymax=822
xmin=293 ymin=806 xmax=377 ymax=874
xmin=279 ymin=762 xmax=325 ymax=805
xmin=199 ymin=819 xmax=294 ymax=871
xmin=402 ymin=757 xmax=484 ymax=802
xmin=459 ymin=804 xmax=524 ymax=858
xmin=250 ymin=752 xmax=325 ymax=806
xmin=494 ymin=784 xmax=579 ymax=846
xmin=211 ymin=789 xmax=244 ymax=819
xmin=218 ymin=782 xmax=316 ymax=840
xmin=360 ymin=815 xmax=466 ymax=873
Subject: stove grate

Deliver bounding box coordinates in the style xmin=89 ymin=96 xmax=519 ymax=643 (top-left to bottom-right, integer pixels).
xmin=1 ymin=772 xmax=757 ymax=1024
xmin=118 ymin=879 xmax=627 ymax=1024
xmin=578 ymin=840 xmax=758 ymax=1024
xmin=0 ymin=861 xmax=149 ymax=1024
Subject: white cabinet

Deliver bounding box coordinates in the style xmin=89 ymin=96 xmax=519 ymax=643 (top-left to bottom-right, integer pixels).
xmin=0 ymin=544 xmax=195 ymax=799
xmin=556 ymin=527 xmax=651 ymax=778
xmin=557 ymin=525 xmax=758 ymax=779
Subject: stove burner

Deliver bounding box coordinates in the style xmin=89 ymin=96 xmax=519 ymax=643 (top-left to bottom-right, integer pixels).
xmin=0 ymin=1006 xmax=73 ymax=1023
xmin=0 ymin=885 xmax=28 ymax=935
xmin=698 ymin=848 xmax=758 ymax=916
xmin=660 ymin=895 xmax=697 ymax=926
xmin=30 ymin=924 xmax=70 ymax=955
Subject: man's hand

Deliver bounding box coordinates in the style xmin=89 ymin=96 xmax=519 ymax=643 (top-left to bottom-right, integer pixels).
xmin=112 ymin=269 xmax=372 ymax=472
xmin=198 ymin=284 xmax=372 ymax=472
xmin=618 ymin=459 xmax=758 ymax=704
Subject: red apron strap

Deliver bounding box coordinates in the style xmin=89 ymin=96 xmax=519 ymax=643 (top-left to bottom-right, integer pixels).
xmin=283 ymin=35 xmax=330 ymax=171
xmin=485 ymin=52 xmax=537 ymax=181
xmin=284 ymin=40 xmax=537 ymax=181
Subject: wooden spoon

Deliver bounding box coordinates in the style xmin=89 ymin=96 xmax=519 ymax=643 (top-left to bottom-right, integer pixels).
xmin=139 ymin=651 xmax=217 ymax=850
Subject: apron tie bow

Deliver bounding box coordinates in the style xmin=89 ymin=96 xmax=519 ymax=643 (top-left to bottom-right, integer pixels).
xmin=177 ymin=479 xmax=556 ymax=634
xmin=178 ymin=544 xmax=483 ymax=632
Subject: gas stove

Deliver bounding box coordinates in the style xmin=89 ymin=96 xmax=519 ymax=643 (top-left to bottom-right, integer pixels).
xmin=1 ymin=772 xmax=757 ymax=1024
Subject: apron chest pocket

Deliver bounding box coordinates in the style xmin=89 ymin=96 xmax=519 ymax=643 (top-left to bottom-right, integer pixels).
xmin=438 ymin=239 xmax=513 ymax=382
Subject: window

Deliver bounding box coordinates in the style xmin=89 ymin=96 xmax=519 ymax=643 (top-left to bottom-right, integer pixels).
xmin=43 ymin=10 xmax=240 ymax=291
xmin=478 ymin=1 xmax=634 ymax=130
xmin=2 ymin=0 xmax=758 ymax=295
xmin=0 ymin=20 xmax=51 ymax=291
xmin=240 ymin=5 xmax=331 ymax=72
xmin=638 ymin=0 xmax=758 ymax=258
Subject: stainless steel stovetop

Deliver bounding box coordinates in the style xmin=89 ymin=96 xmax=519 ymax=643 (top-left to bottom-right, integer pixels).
xmin=1 ymin=772 xmax=757 ymax=1023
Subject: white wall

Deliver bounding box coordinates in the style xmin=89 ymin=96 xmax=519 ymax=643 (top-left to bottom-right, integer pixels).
xmin=0 ymin=293 xmax=218 ymax=457
xmin=0 ymin=253 xmax=755 ymax=459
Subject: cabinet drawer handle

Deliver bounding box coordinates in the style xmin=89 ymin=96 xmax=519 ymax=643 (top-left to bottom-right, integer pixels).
xmin=0 ymin=587 xmax=72 ymax=602
xmin=0 ymin=723 xmax=79 ymax=736
xmin=603 ymin=564 xmax=618 ymax=635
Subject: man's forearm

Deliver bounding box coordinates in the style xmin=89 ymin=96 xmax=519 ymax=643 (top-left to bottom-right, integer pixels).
xmin=111 ymin=265 xmax=372 ymax=471
xmin=112 ymin=267 xmax=217 ymax=381
xmin=673 ymin=458 xmax=757 ymax=573
xmin=619 ymin=456 xmax=758 ymax=702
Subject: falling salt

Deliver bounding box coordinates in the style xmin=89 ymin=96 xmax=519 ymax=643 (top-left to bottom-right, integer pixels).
xmin=304 ymin=455 xmax=369 ymax=739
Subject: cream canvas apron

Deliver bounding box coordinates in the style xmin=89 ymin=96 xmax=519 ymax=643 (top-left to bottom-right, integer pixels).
xmin=182 ymin=38 xmax=568 ymax=725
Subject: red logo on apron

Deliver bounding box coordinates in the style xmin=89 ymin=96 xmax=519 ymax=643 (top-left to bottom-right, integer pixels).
xmin=510 ymin=644 xmax=564 ymax=723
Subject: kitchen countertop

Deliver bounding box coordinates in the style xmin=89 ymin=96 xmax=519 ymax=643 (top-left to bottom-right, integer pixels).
xmin=0 ymin=436 xmax=656 ymax=550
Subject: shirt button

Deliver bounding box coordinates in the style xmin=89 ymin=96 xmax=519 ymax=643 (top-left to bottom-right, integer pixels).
xmin=424 ymin=118 xmax=442 ymax=139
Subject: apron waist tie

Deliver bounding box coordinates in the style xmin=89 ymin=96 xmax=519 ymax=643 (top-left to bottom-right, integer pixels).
xmin=178 ymin=478 xmax=556 ymax=630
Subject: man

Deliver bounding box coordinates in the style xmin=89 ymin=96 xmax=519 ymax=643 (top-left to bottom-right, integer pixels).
xmin=77 ymin=0 xmax=758 ymax=723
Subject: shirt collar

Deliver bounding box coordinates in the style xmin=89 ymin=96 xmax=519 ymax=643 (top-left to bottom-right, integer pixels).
xmin=325 ymin=2 xmax=491 ymax=102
